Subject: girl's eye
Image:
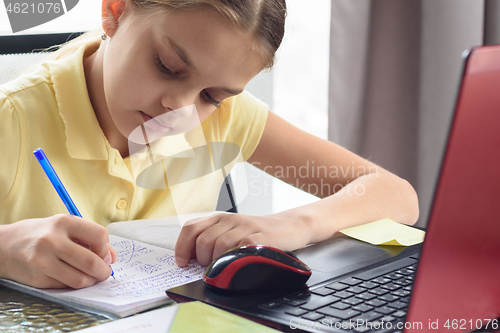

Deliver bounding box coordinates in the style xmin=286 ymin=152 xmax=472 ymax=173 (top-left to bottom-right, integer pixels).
xmin=154 ymin=56 xmax=180 ymax=78
xmin=202 ymin=89 xmax=221 ymax=108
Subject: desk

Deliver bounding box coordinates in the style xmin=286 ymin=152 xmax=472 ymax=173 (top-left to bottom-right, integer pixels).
xmin=0 ymin=285 xmax=110 ymax=332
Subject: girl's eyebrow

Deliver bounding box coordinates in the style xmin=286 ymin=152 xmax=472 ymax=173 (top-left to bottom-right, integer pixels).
xmin=166 ymin=37 xmax=244 ymax=96
xmin=166 ymin=37 xmax=197 ymax=73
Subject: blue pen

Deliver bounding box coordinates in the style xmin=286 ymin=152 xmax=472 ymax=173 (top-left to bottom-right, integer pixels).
xmin=33 ymin=148 xmax=115 ymax=279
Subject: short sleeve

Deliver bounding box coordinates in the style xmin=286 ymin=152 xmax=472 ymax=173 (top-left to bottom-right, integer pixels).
xmin=0 ymin=91 xmax=21 ymax=205
xmin=216 ymin=91 xmax=269 ymax=161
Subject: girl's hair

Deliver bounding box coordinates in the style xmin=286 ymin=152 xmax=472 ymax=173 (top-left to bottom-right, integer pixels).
xmin=50 ymin=0 xmax=286 ymax=69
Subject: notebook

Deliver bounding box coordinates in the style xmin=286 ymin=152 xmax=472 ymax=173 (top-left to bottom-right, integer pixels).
xmin=0 ymin=212 xmax=222 ymax=319
xmin=166 ymin=45 xmax=500 ymax=332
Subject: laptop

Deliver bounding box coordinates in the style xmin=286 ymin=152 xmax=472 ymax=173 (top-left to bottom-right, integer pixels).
xmin=166 ymin=45 xmax=500 ymax=333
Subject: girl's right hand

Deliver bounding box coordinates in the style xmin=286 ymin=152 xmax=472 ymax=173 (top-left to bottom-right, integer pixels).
xmin=0 ymin=214 xmax=117 ymax=289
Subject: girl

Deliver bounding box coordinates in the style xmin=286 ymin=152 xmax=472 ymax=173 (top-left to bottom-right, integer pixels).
xmin=0 ymin=0 xmax=419 ymax=289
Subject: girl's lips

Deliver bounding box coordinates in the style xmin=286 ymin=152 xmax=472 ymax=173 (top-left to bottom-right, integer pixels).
xmin=140 ymin=111 xmax=172 ymax=133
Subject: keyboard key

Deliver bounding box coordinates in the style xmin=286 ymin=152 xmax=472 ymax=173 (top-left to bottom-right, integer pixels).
xmin=333 ymin=290 xmax=354 ymax=299
xmin=317 ymin=307 xmax=360 ymax=320
xmin=347 ymin=286 xmax=367 ymax=294
xmin=299 ymin=295 xmax=340 ymax=311
xmin=396 ymin=268 xmax=415 ymax=275
xmin=354 ymin=258 xmax=417 ymax=281
xmin=372 ymin=276 xmax=392 ymax=284
xmin=302 ymin=312 xmax=325 ymax=321
xmin=286 ymin=308 xmax=308 ymax=316
xmin=355 ymin=292 xmax=377 ymax=300
xmin=379 ymin=294 xmax=399 ymax=302
xmin=278 ymin=297 xmax=293 ymax=303
xmin=391 ymin=290 xmax=411 ymax=297
xmin=290 ymin=291 xmax=311 ymax=298
xmin=339 ymin=320 xmax=357 ymax=331
xmin=369 ymin=287 xmax=389 ymax=296
xmin=353 ymin=304 xmax=374 ymax=312
xmin=399 ymin=296 xmax=411 ymax=303
xmin=343 ymin=297 xmax=364 ymax=306
xmin=374 ymin=306 xmax=396 ymax=315
xmin=326 ymin=282 xmax=349 ymax=291
xmin=393 ymin=310 xmax=407 ymax=318
xmin=320 ymin=316 xmax=341 ymax=325
xmin=331 ymin=301 xmax=351 ymax=310
xmin=384 ymin=272 xmax=404 ymax=280
xmin=353 ymin=310 xmax=383 ymax=322
xmin=365 ymin=299 xmax=387 ymax=307
xmin=340 ymin=277 xmax=363 ymax=286
xmin=394 ymin=278 xmax=413 ymax=286
xmin=359 ymin=281 xmax=378 ymax=289
xmin=259 ymin=301 xmax=282 ymax=309
xmin=372 ymin=277 xmax=392 ymax=284
xmin=312 ymin=287 xmax=335 ymax=296
xmin=387 ymin=301 xmax=408 ymax=310
xmin=278 ymin=296 xmax=306 ymax=306
xmin=380 ymin=282 xmax=400 ymax=291
xmin=380 ymin=315 xmax=397 ymax=322
xmin=354 ymin=327 xmax=371 ymax=333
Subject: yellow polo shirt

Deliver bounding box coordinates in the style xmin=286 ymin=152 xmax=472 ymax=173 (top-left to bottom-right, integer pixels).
xmin=0 ymin=42 xmax=268 ymax=226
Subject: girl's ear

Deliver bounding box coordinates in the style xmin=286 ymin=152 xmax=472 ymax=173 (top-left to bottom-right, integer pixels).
xmin=101 ymin=0 xmax=127 ymax=38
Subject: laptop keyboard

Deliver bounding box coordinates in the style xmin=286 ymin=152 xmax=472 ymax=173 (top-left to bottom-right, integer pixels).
xmin=259 ymin=257 xmax=419 ymax=333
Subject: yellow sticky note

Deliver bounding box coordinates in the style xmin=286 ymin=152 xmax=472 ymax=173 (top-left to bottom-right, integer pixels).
xmin=169 ymin=301 xmax=280 ymax=333
xmin=340 ymin=218 xmax=425 ymax=246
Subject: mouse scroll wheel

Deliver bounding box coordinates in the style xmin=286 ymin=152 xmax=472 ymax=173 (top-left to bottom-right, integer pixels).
xmin=284 ymin=251 xmax=298 ymax=259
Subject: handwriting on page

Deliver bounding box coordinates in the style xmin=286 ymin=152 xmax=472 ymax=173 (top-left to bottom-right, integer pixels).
xmin=96 ymin=237 xmax=204 ymax=298
xmin=56 ymin=235 xmax=204 ymax=304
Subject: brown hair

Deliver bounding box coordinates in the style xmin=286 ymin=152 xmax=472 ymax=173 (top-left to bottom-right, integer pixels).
xmin=52 ymin=0 xmax=286 ymax=69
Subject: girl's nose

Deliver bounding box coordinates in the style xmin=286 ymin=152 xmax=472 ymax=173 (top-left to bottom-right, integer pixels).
xmin=161 ymin=91 xmax=196 ymax=115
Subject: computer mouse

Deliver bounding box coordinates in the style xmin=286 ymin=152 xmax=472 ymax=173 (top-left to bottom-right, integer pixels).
xmin=203 ymin=245 xmax=311 ymax=293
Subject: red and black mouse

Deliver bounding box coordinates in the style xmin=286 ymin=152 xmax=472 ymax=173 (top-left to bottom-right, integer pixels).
xmin=203 ymin=245 xmax=311 ymax=293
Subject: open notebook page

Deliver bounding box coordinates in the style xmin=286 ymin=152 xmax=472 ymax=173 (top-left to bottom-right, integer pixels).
xmin=106 ymin=211 xmax=227 ymax=250
xmin=0 ymin=234 xmax=204 ymax=318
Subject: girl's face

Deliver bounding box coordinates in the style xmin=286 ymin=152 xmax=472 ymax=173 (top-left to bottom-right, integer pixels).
xmin=100 ymin=4 xmax=265 ymax=144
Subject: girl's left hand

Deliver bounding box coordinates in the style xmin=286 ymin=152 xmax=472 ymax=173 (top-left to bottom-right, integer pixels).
xmin=174 ymin=213 xmax=312 ymax=267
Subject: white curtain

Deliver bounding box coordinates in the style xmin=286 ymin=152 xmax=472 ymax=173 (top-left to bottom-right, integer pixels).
xmin=328 ymin=0 xmax=499 ymax=227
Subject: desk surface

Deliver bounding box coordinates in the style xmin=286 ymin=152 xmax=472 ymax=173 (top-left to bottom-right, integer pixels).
xmin=0 ymin=285 xmax=110 ymax=332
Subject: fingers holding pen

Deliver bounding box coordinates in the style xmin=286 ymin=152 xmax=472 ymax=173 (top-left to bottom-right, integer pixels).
xmin=64 ymin=215 xmax=111 ymax=258
xmin=57 ymin=236 xmax=113 ymax=283
xmin=0 ymin=215 xmax=115 ymax=289
xmin=107 ymin=243 xmax=118 ymax=264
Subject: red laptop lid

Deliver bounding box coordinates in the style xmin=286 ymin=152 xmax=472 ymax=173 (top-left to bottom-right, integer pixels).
xmin=405 ymin=46 xmax=500 ymax=332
